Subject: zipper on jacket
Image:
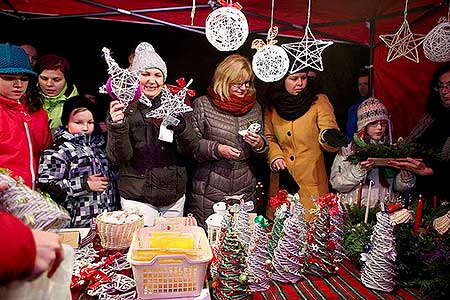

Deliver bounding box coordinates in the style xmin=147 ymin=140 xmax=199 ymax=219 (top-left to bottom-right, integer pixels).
xmin=24 ymin=122 xmax=36 ymax=190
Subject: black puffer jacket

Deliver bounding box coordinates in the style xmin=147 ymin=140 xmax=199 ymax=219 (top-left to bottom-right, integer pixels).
xmin=188 ymin=95 xmax=267 ymax=228
xmin=106 ymin=98 xmax=198 ymax=207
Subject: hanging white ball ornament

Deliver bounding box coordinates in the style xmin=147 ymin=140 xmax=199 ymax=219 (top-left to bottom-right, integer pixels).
xmin=205 ymin=6 xmax=249 ymax=51
xmin=252 ymin=45 xmax=289 ymax=82
xmin=423 ymin=21 xmax=450 ymax=62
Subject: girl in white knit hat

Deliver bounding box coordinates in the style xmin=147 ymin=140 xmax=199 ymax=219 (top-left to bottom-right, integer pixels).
xmin=330 ymin=97 xmax=415 ymax=208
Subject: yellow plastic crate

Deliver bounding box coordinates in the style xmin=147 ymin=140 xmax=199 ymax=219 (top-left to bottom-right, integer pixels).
xmin=127 ymin=226 xmax=212 ymax=299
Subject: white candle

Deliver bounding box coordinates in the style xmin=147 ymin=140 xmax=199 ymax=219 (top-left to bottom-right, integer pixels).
xmin=364 ymin=180 xmax=374 ymax=223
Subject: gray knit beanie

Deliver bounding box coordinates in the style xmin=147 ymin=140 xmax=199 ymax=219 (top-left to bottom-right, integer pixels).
xmin=130 ymin=42 xmax=167 ymax=82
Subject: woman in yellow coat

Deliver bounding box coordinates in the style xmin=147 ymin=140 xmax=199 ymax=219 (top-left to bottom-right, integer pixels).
xmin=264 ymin=68 xmax=348 ymax=221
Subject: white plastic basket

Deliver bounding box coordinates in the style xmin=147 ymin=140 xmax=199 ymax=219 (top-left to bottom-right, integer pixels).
xmin=127 ymin=226 xmax=212 ymax=299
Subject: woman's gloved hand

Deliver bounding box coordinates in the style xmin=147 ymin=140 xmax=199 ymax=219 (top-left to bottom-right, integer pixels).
xmin=166 ymin=116 xmax=186 ymax=134
xmin=321 ymin=128 xmax=350 ymax=147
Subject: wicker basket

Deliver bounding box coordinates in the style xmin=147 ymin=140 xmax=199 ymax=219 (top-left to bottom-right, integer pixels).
xmin=96 ymin=211 xmax=144 ymax=250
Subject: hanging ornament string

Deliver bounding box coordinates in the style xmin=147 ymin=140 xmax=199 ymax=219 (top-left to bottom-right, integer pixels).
xmin=191 ymin=0 xmax=196 ymax=26
xmin=306 ymin=0 xmax=311 ymax=30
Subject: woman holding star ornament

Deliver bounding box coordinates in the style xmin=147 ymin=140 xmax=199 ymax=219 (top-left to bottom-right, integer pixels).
xmin=106 ymin=42 xmax=199 ymax=226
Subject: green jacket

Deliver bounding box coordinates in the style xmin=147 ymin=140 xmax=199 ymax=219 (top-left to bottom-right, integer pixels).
xmin=43 ymin=84 xmax=78 ymax=133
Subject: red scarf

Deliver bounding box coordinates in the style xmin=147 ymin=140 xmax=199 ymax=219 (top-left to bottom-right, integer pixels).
xmin=207 ymin=86 xmax=256 ymax=116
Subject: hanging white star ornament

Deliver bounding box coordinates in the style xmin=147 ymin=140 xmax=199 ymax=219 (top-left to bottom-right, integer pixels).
xmin=379 ymin=19 xmax=425 ymax=63
xmin=282 ymin=26 xmax=333 ymax=73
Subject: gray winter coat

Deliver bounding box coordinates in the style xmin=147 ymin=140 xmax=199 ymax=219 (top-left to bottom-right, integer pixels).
xmin=188 ymin=95 xmax=267 ymax=228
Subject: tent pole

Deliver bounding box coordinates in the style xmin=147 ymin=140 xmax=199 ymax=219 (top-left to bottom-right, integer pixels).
xmin=368 ymin=18 xmax=375 ymax=97
xmin=31 ymin=5 xmax=210 ymax=20
xmin=76 ymin=0 xmax=205 ymax=35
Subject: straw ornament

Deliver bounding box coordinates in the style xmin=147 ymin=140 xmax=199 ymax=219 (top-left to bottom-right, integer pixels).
xmin=205 ymin=0 xmax=248 ymax=51
xmin=281 ymin=0 xmax=333 ymax=73
xmin=423 ymin=8 xmax=450 ymax=62
xmin=100 ymin=47 xmax=145 ymax=107
xmin=433 ymin=210 xmax=450 ymax=235
xmin=379 ymin=0 xmax=425 ymax=63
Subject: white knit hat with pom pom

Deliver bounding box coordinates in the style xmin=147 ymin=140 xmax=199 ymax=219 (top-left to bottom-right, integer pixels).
xmin=130 ymin=42 xmax=167 ymax=81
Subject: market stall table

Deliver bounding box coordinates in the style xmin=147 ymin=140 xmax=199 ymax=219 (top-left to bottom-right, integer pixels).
xmin=253 ymin=259 xmax=421 ymax=300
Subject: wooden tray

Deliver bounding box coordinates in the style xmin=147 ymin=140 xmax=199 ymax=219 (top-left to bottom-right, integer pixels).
xmin=367 ymin=157 xmax=422 ymax=167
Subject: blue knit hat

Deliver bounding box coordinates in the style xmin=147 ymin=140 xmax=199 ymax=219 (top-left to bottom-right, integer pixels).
xmin=0 ymin=43 xmax=37 ymax=76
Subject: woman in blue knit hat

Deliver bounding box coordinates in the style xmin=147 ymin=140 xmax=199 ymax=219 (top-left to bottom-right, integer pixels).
xmin=0 ymin=43 xmax=51 ymax=189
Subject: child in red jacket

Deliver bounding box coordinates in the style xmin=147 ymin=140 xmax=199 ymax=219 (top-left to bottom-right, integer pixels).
xmin=0 ymin=43 xmax=51 ymax=189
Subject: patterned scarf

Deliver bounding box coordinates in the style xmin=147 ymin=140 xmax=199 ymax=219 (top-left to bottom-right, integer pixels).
xmin=207 ymin=86 xmax=256 ymax=116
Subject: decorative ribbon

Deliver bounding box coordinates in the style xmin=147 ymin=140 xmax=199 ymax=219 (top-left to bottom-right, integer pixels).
xmin=166 ymin=77 xmax=196 ymax=103
xmin=218 ymin=0 xmax=243 ymax=10
xmin=387 ymin=203 xmax=403 ymax=213
xmin=269 ymin=189 xmax=289 ymax=209
xmin=254 ymin=215 xmax=269 ymax=228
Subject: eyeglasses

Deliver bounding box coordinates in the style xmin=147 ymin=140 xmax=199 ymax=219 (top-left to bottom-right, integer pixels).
xmin=231 ymin=80 xmax=252 ymax=88
xmin=367 ymin=120 xmax=388 ymax=128
xmin=437 ymin=82 xmax=450 ymax=91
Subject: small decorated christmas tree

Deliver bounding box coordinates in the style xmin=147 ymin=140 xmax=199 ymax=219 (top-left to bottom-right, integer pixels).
xmin=271 ymin=202 xmax=307 ymax=283
xmin=246 ymin=215 xmax=271 ymax=292
xmin=235 ymin=199 xmax=252 ymax=252
xmin=303 ymin=193 xmax=338 ymax=278
xmin=267 ymin=190 xmax=290 ymax=261
xmin=213 ymin=215 xmax=250 ymax=300
xmin=331 ymin=199 xmax=346 ymax=263
xmin=361 ymin=211 xmax=397 ymax=292
xmin=210 ymin=213 xmax=231 ymax=283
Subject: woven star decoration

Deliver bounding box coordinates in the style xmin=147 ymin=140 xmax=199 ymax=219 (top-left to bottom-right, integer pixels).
xmin=145 ymin=83 xmax=193 ymax=120
xmin=282 ymin=25 xmax=333 ymax=73
xmin=379 ymin=19 xmax=425 ymax=63
xmin=100 ymin=47 xmax=144 ymax=106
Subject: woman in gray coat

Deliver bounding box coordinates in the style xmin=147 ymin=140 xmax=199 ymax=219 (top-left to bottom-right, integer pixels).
xmin=189 ymin=54 xmax=268 ymax=228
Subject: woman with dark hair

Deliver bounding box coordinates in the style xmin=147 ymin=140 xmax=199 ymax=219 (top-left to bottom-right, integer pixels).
xmin=33 ymin=54 xmax=78 ymax=133
xmin=389 ymin=63 xmax=450 ymax=202
xmin=264 ymin=67 xmax=347 ymax=221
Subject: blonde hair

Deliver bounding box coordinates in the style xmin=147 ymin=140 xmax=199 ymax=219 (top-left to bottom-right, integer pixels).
xmin=212 ymin=54 xmax=256 ymax=101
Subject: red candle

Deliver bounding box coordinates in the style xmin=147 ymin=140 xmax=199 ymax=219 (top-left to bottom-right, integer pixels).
xmin=414 ymin=196 xmax=423 ymax=237
xmin=433 ymin=196 xmax=437 ymax=209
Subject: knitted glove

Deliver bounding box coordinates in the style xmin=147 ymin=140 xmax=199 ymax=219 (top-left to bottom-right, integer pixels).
xmin=166 ymin=116 xmax=186 ymax=135
xmin=321 ymin=129 xmax=350 ymax=147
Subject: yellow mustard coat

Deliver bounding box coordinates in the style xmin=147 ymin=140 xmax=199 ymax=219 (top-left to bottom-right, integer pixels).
xmin=264 ymin=94 xmax=339 ymax=220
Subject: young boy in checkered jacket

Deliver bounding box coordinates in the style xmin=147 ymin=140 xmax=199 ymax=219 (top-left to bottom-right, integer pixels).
xmin=37 ymin=95 xmax=118 ymax=227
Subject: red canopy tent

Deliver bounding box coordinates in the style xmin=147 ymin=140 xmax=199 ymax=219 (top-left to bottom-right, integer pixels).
xmin=1 ymin=0 xmax=448 ymax=137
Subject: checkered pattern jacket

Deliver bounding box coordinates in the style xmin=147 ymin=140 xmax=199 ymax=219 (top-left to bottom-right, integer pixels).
xmin=38 ymin=128 xmax=117 ymax=227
